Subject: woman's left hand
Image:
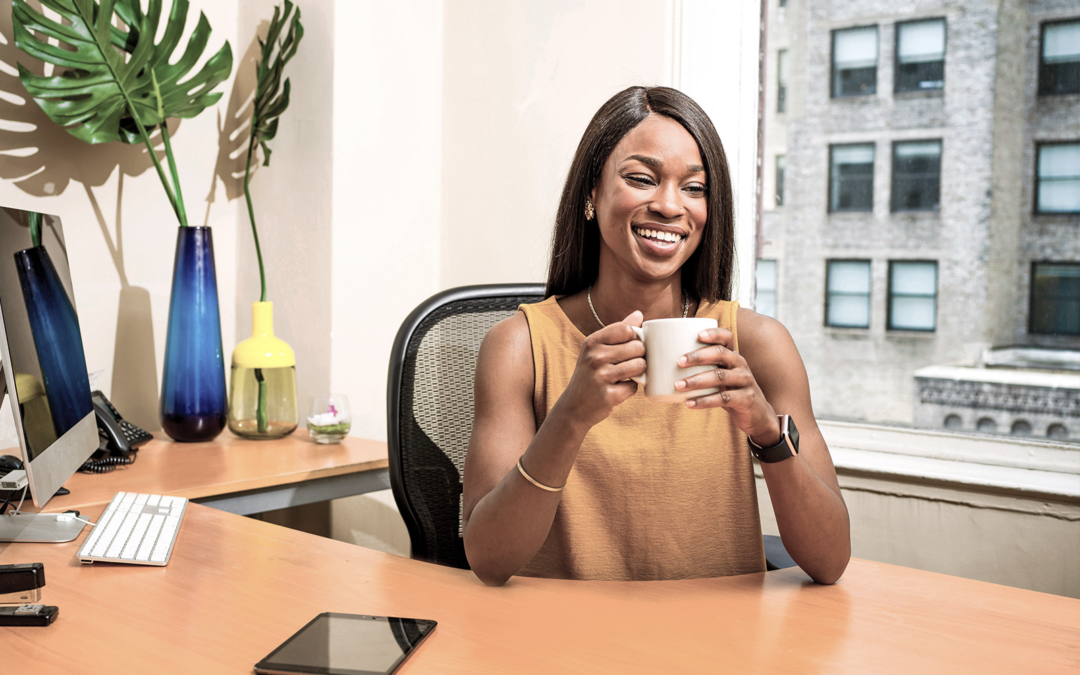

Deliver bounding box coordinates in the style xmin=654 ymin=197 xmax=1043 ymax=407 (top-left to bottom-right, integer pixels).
xmin=673 ymin=327 xmax=781 ymax=445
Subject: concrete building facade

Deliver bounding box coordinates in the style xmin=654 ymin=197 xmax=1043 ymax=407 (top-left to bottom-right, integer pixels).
xmin=760 ymin=0 xmax=1080 ymax=438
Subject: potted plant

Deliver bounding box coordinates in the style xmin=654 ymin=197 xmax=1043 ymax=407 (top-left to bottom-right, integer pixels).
xmin=228 ymin=1 xmax=304 ymax=439
xmin=13 ymin=0 xmax=233 ymax=442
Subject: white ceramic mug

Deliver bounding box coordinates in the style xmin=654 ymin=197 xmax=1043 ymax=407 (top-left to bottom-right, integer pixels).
xmin=630 ymin=317 xmax=721 ymax=403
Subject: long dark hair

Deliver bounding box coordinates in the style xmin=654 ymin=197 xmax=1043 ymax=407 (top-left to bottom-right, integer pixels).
xmin=544 ymin=86 xmax=735 ymax=303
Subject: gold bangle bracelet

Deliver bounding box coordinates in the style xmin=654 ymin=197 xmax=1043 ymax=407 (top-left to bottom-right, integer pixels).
xmin=516 ymin=456 xmax=565 ymax=492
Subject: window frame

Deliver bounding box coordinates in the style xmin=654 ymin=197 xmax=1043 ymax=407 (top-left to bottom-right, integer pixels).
xmin=755 ymin=259 xmax=778 ymax=319
xmin=775 ymin=154 xmax=786 ymax=207
xmin=777 ymin=49 xmax=788 ymax=113
xmin=890 ymin=139 xmax=943 ymax=212
xmin=828 ymin=142 xmax=876 ymax=213
xmin=1038 ymin=19 xmax=1080 ymax=97
xmin=887 ymin=260 xmax=938 ymax=332
xmin=1029 ymin=261 xmax=1080 ymax=336
xmin=893 ymin=17 xmax=947 ymax=94
xmin=1034 ymin=141 xmax=1080 ymax=215
xmin=825 ymin=259 xmax=872 ymax=329
xmin=831 ymin=25 xmax=879 ymax=98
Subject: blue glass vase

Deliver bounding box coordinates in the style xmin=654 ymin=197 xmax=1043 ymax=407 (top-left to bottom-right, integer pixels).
xmin=159 ymin=226 xmax=227 ymax=442
xmin=14 ymin=246 xmax=93 ymax=439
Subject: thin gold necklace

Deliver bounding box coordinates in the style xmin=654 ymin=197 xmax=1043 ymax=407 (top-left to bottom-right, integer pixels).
xmin=587 ymin=286 xmax=689 ymax=328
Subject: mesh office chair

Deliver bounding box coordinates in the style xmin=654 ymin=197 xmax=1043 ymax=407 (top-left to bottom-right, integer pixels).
xmin=388 ymin=284 xmax=545 ymax=568
xmin=387 ymin=284 xmax=796 ymax=571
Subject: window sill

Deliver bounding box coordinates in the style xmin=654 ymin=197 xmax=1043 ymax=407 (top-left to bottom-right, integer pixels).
xmin=824 ymin=325 xmax=871 ymax=333
xmin=885 ymin=329 xmax=936 ymax=337
xmin=815 ymin=420 xmax=1080 ymax=502
xmin=893 ymin=88 xmax=944 ymax=99
xmin=1036 ymin=91 xmax=1080 ymax=99
xmin=890 ymin=209 xmax=940 ymax=216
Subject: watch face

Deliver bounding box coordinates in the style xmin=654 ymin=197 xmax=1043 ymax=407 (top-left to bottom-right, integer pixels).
xmin=785 ymin=416 xmax=799 ymax=455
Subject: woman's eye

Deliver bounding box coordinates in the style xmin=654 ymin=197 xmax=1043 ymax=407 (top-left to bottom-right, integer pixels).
xmin=625 ymin=174 xmax=656 ymax=187
xmin=684 ymin=184 xmax=707 ymax=195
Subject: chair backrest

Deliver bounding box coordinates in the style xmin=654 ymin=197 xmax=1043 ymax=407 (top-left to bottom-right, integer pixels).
xmin=387 ymin=284 xmax=546 ymax=568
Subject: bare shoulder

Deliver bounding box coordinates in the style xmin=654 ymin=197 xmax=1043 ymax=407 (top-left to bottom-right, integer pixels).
xmin=477 ymin=311 xmax=534 ymax=380
xmin=736 ymin=307 xmax=798 ymax=361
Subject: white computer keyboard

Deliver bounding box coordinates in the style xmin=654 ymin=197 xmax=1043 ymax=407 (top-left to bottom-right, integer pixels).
xmin=76 ymin=491 xmax=188 ymax=566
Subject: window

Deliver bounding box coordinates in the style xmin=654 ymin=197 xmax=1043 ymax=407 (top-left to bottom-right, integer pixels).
xmin=777 ymin=49 xmax=789 ymax=113
xmin=775 ymin=155 xmax=786 ymax=207
xmin=832 ymin=26 xmax=878 ymax=97
xmin=778 ymin=0 xmax=787 ymax=7
xmin=826 ymin=260 xmax=871 ymax=328
xmin=829 ymin=144 xmax=874 ymax=212
xmin=756 ymin=260 xmax=778 ymax=319
xmin=1039 ymin=20 xmax=1080 ymax=95
xmin=1036 ymin=143 xmax=1080 ymax=214
xmin=1030 ymin=263 xmax=1080 ymax=335
xmin=888 ymin=261 xmax=937 ymax=331
xmin=895 ymin=19 xmax=945 ymax=92
xmin=891 ymin=140 xmax=941 ymax=211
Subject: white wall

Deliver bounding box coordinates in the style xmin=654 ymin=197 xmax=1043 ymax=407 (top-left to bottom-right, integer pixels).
xmin=439 ymin=0 xmax=669 ymax=289
xmin=329 ymin=0 xmax=445 ymax=441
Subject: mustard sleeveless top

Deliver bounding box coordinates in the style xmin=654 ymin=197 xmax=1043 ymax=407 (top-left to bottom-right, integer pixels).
xmin=517 ymin=296 xmax=765 ymax=581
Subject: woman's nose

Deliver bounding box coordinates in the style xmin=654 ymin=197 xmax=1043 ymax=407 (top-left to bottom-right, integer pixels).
xmin=649 ymin=181 xmax=684 ymax=218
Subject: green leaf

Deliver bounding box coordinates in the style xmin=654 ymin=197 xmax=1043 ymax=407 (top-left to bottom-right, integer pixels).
xmin=13 ymin=0 xmax=233 ymax=147
xmin=249 ymin=0 xmax=303 ymax=169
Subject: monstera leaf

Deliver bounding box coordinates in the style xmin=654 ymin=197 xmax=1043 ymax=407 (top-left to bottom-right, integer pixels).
xmin=12 ymin=0 xmax=233 ymax=226
xmin=249 ymin=0 xmax=303 ymax=169
xmin=243 ymin=0 xmax=303 ymax=302
xmin=13 ymin=0 xmax=232 ymax=144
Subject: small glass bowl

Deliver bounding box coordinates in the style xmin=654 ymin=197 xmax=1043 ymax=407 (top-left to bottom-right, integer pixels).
xmin=307 ymin=394 xmax=351 ymax=444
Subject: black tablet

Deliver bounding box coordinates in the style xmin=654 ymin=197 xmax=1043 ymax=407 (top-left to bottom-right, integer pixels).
xmin=253 ymin=613 xmax=437 ymax=675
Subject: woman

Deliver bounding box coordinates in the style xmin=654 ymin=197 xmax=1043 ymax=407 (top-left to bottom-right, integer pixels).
xmin=462 ymin=86 xmax=850 ymax=586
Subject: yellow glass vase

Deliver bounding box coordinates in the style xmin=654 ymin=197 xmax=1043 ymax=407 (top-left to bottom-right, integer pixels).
xmin=228 ymin=302 xmax=297 ymax=439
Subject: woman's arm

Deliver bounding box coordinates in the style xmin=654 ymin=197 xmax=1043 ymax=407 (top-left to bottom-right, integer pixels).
xmin=675 ymin=308 xmax=850 ymax=584
xmin=462 ymin=310 xmax=645 ymax=586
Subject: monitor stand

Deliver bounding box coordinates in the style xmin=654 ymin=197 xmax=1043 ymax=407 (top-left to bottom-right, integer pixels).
xmin=0 ymin=366 xmax=85 ymax=543
xmin=0 ymin=513 xmax=84 ymax=543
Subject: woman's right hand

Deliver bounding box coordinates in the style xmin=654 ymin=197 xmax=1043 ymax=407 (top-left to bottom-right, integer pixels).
xmin=557 ymin=311 xmax=646 ymax=429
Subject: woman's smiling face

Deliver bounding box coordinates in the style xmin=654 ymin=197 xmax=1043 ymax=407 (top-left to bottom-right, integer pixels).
xmin=591 ymin=114 xmax=708 ymax=284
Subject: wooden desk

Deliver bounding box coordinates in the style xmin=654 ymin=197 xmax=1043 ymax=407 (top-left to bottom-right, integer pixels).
xmin=24 ymin=433 xmax=389 ymax=515
xmin=1 ymin=504 xmax=1077 ymax=673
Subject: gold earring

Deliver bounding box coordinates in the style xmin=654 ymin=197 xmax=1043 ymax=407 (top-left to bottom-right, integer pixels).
xmin=584 ymin=199 xmax=595 ymax=221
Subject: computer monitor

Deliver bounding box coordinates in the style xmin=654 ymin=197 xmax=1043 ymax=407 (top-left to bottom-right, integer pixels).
xmin=0 ymin=206 xmax=98 ymax=542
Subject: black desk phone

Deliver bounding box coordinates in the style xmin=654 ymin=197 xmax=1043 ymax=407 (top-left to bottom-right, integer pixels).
xmin=81 ymin=391 xmax=153 ymax=473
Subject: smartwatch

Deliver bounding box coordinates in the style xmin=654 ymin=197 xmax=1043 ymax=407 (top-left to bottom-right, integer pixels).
xmin=748 ymin=415 xmax=799 ymax=463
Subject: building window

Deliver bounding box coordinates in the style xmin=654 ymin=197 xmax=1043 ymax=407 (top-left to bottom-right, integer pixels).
xmin=891 ymin=140 xmax=942 ymax=211
xmin=1036 ymin=143 xmax=1080 ymax=214
xmin=829 ymin=144 xmax=874 ymax=212
xmin=777 ymin=49 xmax=789 ymax=113
xmin=1010 ymin=420 xmax=1032 ymax=436
xmin=1039 ymin=20 xmax=1080 ymax=95
xmin=895 ymin=18 xmax=945 ymax=92
xmin=1047 ymin=423 xmax=1068 ymax=440
xmin=832 ymin=26 xmax=878 ymax=97
xmin=778 ymin=0 xmax=787 ymax=7
xmin=775 ymin=155 xmax=786 ymax=207
xmin=756 ymin=260 xmax=778 ymax=319
xmin=1030 ymin=263 xmax=1080 ymax=335
xmin=826 ymin=260 xmax=871 ymax=328
xmin=888 ymin=261 xmax=937 ymax=331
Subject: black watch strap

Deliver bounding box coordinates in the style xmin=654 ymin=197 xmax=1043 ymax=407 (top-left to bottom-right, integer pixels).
xmin=748 ymin=415 xmax=799 ymax=463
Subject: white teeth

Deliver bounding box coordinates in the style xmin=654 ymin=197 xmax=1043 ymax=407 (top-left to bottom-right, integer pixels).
xmin=634 ymin=227 xmax=682 ymax=243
